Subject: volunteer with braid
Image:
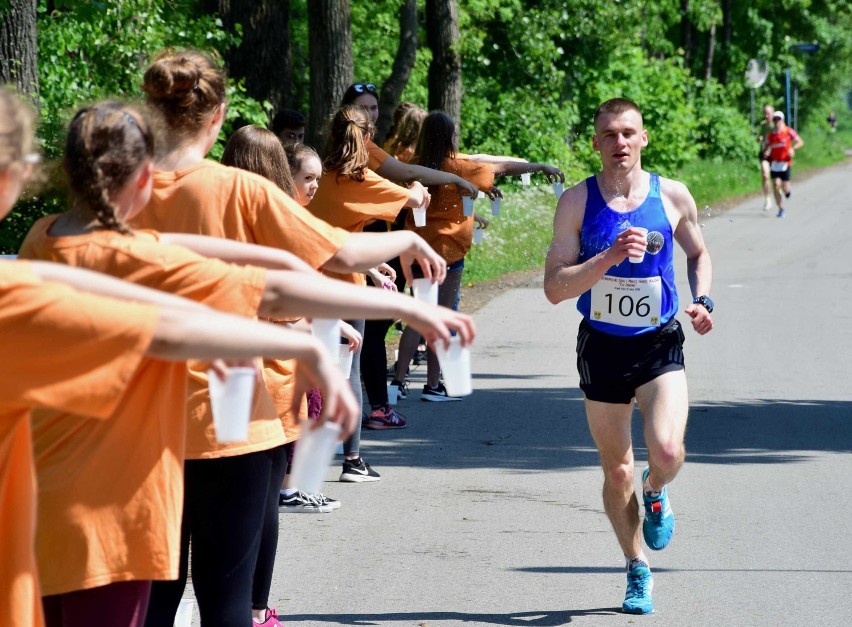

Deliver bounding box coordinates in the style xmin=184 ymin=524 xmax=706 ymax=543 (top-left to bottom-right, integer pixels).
xmin=20 ymin=101 xmax=474 ymax=627
xmin=0 ymin=87 xmax=355 ymax=627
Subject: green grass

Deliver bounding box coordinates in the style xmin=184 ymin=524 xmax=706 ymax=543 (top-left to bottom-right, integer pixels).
xmin=463 ymin=119 xmax=852 ymax=287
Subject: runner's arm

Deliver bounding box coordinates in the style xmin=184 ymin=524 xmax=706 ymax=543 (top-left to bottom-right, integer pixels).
xmin=544 ymin=182 xmax=645 ymax=304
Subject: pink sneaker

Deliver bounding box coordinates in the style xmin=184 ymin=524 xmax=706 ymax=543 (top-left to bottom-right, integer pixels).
xmin=254 ymin=607 xmax=283 ymax=626
xmin=363 ymin=405 xmax=407 ymax=430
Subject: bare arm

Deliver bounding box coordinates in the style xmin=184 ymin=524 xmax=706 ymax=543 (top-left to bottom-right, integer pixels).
xmin=376 ymin=155 xmax=479 ymax=197
xmin=543 ymin=182 xmax=646 ymax=304
xmin=30 ymin=261 xmax=208 ymax=313
xmin=493 ymin=159 xmax=565 ymax=183
xmin=464 ymin=154 xmax=528 ymax=164
xmin=258 ymin=270 xmax=476 ymax=348
xmin=158 ymin=233 xmax=316 ymax=274
xmin=663 ymin=178 xmax=714 ymax=335
xmin=324 ymin=230 xmax=447 ymax=284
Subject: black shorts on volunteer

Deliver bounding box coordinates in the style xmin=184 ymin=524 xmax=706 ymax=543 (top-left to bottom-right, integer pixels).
xmin=576 ymin=318 xmax=685 ymax=404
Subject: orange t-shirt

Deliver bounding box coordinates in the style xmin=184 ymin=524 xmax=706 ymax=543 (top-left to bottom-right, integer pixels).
xmin=130 ymin=159 xmax=350 ymax=444
xmin=0 ymin=261 xmax=156 ymax=627
xmin=404 ymin=156 xmax=495 ymax=265
xmin=18 ymin=219 xmax=274 ymax=594
xmin=309 ymin=167 xmax=409 ymax=285
xmin=367 ymin=139 xmax=391 ymax=172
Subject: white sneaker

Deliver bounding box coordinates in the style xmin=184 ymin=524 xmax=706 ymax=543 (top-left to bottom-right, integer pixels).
xmin=763 ymin=197 xmax=773 ymax=211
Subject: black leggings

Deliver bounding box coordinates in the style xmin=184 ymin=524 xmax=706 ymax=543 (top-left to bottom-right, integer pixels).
xmin=251 ymin=444 xmax=289 ymax=610
xmin=144 ymin=449 xmax=275 ymax=627
xmin=361 ymin=256 xmax=406 ymax=407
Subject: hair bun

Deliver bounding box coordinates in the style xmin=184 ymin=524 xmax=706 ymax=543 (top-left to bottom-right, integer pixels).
xmin=143 ymin=55 xmax=201 ymax=103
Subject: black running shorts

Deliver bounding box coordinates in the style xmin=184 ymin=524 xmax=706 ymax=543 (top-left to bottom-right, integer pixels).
xmin=770 ymin=167 xmax=791 ymax=181
xmin=576 ymin=318 xmax=685 ymax=404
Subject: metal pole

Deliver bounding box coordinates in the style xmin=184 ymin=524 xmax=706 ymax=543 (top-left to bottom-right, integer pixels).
xmin=785 ymin=68 xmax=792 ymax=124
xmin=793 ymin=86 xmax=798 ymax=130
xmin=750 ymin=89 xmax=755 ymax=129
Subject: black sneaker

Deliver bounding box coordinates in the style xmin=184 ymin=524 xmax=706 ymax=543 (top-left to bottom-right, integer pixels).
xmin=390 ymin=378 xmax=409 ymax=400
xmin=420 ymin=383 xmax=462 ymax=402
xmin=339 ymin=458 xmax=381 ymax=482
xmin=279 ymin=490 xmax=334 ymax=513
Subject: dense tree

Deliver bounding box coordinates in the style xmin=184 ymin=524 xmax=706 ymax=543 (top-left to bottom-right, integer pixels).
xmin=0 ymin=0 xmax=39 ymax=100
xmin=307 ymin=0 xmax=353 ymax=150
xmin=375 ymin=0 xmax=418 ymax=143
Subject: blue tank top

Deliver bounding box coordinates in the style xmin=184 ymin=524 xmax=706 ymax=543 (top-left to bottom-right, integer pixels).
xmin=577 ymin=173 xmax=678 ymax=337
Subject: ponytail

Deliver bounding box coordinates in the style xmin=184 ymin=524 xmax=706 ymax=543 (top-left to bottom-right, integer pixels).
xmin=322 ymin=105 xmax=373 ymax=182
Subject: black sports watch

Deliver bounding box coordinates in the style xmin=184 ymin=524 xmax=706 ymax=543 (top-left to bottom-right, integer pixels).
xmin=692 ymin=295 xmax=714 ymax=313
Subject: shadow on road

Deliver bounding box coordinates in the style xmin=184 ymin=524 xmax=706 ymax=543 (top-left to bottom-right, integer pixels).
xmin=361 ymin=379 xmax=852 ymax=471
xmin=286 ymin=607 xmax=620 ymax=625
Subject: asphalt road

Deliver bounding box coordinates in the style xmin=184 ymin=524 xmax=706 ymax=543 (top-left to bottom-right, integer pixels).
xmin=202 ymin=161 xmax=852 ymax=626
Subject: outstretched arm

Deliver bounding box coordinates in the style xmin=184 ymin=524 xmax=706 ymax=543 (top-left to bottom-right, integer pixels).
xmin=324 ymin=230 xmax=447 ymax=284
xmin=376 ymin=155 xmax=479 ymax=198
xmin=159 ymin=233 xmax=317 ymax=274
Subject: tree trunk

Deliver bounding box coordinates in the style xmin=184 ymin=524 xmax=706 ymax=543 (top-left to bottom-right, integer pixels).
xmin=0 ymin=0 xmax=39 ymax=103
xmin=217 ymin=0 xmax=292 ymax=117
xmin=426 ymin=0 xmax=461 ymax=125
xmin=680 ymin=0 xmax=693 ymax=66
xmin=719 ymin=0 xmax=732 ymax=84
xmin=703 ymin=22 xmax=716 ymax=82
xmin=376 ymin=0 xmax=418 ymax=144
xmin=307 ymin=0 xmax=353 ymax=151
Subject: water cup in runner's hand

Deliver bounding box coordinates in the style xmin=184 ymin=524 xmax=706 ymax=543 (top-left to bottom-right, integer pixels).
xmin=412 ymin=205 xmax=427 ymax=227
xmin=434 ymin=336 xmax=472 ymax=397
xmin=629 ymin=227 xmax=649 ymax=264
xmin=311 ymin=318 xmax=342 ymax=364
xmin=289 ymin=420 xmax=342 ymax=494
xmin=412 ymin=277 xmax=439 ymax=306
xmin=207 ymin=366 xmax=256 ymax=443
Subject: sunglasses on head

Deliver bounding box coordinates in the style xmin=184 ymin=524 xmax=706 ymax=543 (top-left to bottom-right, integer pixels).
xmin=353 ymin=83 xmax=377 ymax=94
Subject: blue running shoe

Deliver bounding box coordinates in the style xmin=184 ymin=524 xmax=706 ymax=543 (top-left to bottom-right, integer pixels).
xmin=622 ymin=566 xmax=654 ymax=614
xmin=642 ymin=467 xmax=674 ymax=550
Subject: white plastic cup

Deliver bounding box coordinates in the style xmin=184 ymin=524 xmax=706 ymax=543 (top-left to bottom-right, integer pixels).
xmin=338 ymin=343 xmax=354 ymax=378
xmin=553 ymin=181 xmax=564 ymax=198
xmin=434 ymin=336 xmax=472 ymax=397
xmin=477 ymin=190 xmax=486 ymax=200
xmin=473 ymin=226 xmax=484 ymax=245
xmin=629 ymin=227 xmax=649 ymax=264
xmin=290 ymin=421 xmax=342 ymax=494
xmin=412 ymin=205 xmax=427 ymax=227
xmin=411 ymin=277 xmax=439 ymax=306
xmin=520 ymin=172 xmax=531 ymax=185
xmin=387 ymin=383 xmax=399 ymax=406
xmin=311 ymin=318 xmax=341 ymax=364
xmin=207 ymin=367 xmax=255 ymax=443
xmin=174 ymin=599 xmax=194 ymax=627
xmin=491 ymin=197 xmax=502 ymax=216
xmin=462 ymin=196 xmax=474 ymax=216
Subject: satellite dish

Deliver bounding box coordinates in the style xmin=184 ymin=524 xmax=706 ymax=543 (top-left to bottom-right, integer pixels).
xmin=745 ymin=59 xmax=768 ymax=88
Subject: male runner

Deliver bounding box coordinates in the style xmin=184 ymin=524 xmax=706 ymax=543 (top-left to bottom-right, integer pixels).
xmin=765 ymin=111 xmax=804 ymax=218
xmin=544 ymin=98 xmax=714 ymax=614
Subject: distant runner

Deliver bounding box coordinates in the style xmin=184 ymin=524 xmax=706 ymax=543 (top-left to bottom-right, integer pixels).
xmin=765 ymin=111 xmax=804 ymax=218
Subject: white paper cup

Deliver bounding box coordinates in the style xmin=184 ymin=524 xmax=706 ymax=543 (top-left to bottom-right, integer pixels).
xmin=290 ymin=421 xmax=342 ymax=494
xmin=629 ymin=227 xmax=649 ymax=264
xmin=477 ymin=190 xmax=486 ymax=200
xmin=520 ymin=172 xmax=531 ymax=185
xmin=411 ymin=278 xmax=439 ymax=306
xmin=174 ymin=599 xmax=194 ymax=627
xmin=338 ymin=343 xmax=354 ymax=378
xmin=207 ymin=367 xmax=255 ymax=443
xmin=491 ymin=197 xmax=501 ymax=216
xmin=473 ymin=226 xmax=484 ymax=245
xmin=434 ymin=336 xmax=472 ymax=397
xmin=553 ymin=181 xmax=564 ymax=198
xmin=311 ymin=318 xmax=341 ymax=364
xmin=412 ymin=205 xmax=427 ymax=227
xmin=387 ymin=383 xmax=399 ymax=406
xmin=462 ymin=196 xmax=474 ymax=216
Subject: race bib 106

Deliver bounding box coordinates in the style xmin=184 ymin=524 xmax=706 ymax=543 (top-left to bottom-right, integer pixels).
xmin=590 ymin=275 xmax=663 ymax=327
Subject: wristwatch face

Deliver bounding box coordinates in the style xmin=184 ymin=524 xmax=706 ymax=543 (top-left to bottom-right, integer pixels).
xmin=695 ymin=296 xmax=714 ymax=312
